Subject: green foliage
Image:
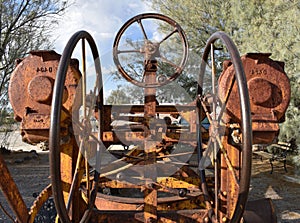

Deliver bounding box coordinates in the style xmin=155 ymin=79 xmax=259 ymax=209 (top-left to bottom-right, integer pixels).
xmin=106 ymin=85 xmax=134 ymax=104
xmin=106 ymin=81 xmax=194 ymax=105
xmin=0 ymin=0 xmax=70 ymax=111
xmin=0 ymin=108 xmax=14 ymax=125
xmin=0 ymin=108 xmax=16 ymax=151
xmin=148 ymin=0 xmax=300 ymax=145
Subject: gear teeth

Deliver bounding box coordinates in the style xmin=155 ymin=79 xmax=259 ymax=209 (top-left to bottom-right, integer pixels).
xmin=28 ymin=184 xmax=52 ymax=223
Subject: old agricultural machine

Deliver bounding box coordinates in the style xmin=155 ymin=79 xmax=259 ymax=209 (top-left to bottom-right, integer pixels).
xmin=3 ymin=13 xmax=291 ymax=222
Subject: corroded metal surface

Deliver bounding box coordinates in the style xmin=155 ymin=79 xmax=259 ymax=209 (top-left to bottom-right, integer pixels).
xmin=28 ymin=184 xmax=54 ymax=223
xmin=89 ymin=209 xmax=210 ymax=223
xmin=219 ymin=53 xmax=291 ymax=144
xmin=0 ymin=154 xmax=29 ymax=222
xmin=8 ymin=50 xmax=81 ymax=144
xmin=3 ymin=14 xmax=292 ymax=223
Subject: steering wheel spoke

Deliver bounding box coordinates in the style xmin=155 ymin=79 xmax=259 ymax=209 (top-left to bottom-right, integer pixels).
xmin=159 ymin=55 xmax=181 ymax=69
xmin=137 ymin=19 xmax=149 ymax=40
xmin=158 ymin=28 xmax=178 ymax=45
xmin=117 ymin=49 xmax=144 ymax=54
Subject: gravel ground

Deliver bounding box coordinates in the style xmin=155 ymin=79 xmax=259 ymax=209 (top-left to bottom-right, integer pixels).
xmin=0 ymin=132 xmax=299 ymax=222
xmin=0 ymin=151 xmax=50 ymax=222
xmin=249 ymin=157 xmax=300 ymax=223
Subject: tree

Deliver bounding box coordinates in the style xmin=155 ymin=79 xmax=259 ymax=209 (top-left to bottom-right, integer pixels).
xmin=106 ymin=85 xmax=133 ymax=105
xmin=106 ymin=81 xmax=194 ymax=106
xmin=148 ymin=0 xmax=300 ymax=145
xmin=0 ymin=0 xmax=69 ymax=112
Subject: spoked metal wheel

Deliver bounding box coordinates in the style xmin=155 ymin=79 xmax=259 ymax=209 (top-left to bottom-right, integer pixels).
xmin=197 ymin=31 xmax=252 ymax=223
xmin=113 ymin=13 xmax=188 ymax=87
xmin=49 ymin=31 xmax=103 ymax=223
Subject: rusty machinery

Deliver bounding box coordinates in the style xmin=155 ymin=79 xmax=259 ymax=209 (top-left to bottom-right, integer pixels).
xmin=0 ymin=51 xmax=81 ymax=222
xmin=2 ymin=13 xmax=290 ymax=223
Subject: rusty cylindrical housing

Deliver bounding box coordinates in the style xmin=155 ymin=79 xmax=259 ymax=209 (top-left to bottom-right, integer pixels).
xmin=219 ymin=53 xmax=290 ymax=144
xmin=8 ymin=50 xmax=81 ymax=144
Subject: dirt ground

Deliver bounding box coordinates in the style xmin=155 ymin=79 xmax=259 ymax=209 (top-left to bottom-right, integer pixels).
xmin=0 ymin=145 xmax=299 ymax=223
xmin=0 ymin=150 xmax=50 ymax=222
xmin=249 ymin=157 xmax=300 ymax=223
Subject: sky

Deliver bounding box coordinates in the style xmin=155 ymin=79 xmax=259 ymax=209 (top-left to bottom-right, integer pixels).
xmin=51 ymin=0 xmax=156 ymax=97
xmin=53 ymin=0 xmax=154 ymax=53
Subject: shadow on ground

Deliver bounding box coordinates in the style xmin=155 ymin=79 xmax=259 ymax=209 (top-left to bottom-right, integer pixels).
xmin=249 ymin=157 xmax=300 ymax=223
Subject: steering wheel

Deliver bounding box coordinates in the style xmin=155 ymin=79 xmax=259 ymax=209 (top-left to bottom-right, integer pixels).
xmin=113 ymin=13 xmax=188 ymax=87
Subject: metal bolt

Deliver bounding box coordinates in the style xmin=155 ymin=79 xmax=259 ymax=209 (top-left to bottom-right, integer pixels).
xmin=116 ymin=172 xmax=125 ymax=181
xmin=157 ymin=74 xmax=167 ymax=83
xmin=178 ymin=188 xmax=187 ymax=197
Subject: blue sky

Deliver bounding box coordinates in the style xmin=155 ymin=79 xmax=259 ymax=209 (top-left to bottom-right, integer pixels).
xmin=53 ymin=0 xmax=154 ymax=53
xmin=52 ymin=0 xmax=156 ymax=97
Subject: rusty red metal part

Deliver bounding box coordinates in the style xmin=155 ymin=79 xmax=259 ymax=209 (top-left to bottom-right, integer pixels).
xmin=8 ymin=50 xmax=81 ymax=144
xmin=219 ymin=53 xmax=290 ymax=144
xmin=3 ymin=14 xmax=291 ymax=223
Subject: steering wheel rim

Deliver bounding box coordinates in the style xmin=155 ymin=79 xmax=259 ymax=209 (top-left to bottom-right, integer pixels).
xmin=113 ymin=13 xmax=189 ymax=88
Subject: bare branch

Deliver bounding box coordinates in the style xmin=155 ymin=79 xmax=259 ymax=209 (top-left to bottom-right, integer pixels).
xmin=0 ymin=0 xmax=70 ymax=110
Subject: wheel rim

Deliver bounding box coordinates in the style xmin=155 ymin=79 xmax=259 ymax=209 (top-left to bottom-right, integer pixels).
xmin=197 ymin=31 xmax=252 ymax=223
xmin=49 ymin=30 xmax=103 ymax=223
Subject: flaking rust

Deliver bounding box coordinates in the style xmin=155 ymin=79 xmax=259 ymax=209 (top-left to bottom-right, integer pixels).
xmin=219 ymin=53 xmax=290 ymax=144
xmin=8 ymin=50 xmax=81 ymax=144
xmin=3 ymin=14 xmax=291 ymax=223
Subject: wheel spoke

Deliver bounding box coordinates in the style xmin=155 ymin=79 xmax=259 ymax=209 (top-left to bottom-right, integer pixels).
xmin=159 ymin=55 xmax=180 ymax=70
xmin=85 ymin=146 xmax=90 ymax=203
xmin=198 ymin=96 xmax=213 ymax=125
xmin=81 ymin=38 xmax=91 ymax=200
xmin=82 ymin=38 xmax=87 ymax=118
xmin=137 ymin=19 xmax=148 ymax=40
xmin=109 ymin=151 xmax=144 ymax=161
xmin=158 ymin=28 xmax=178 ymax=45
xmin=157 ymin=151 xmax=194 ymax=159
xmin=66 ymin=140 xmax=85 ymax=212
xmin=216 ymin=135 xmax=239 ymax=186
xmin=211 ymin=44 xmax=217 ymax=121
xmin=217 ymin=74 xmax=236 ymax=123
xmin=210 ymin=44 xmax=220 ymax=219
xmin=199 ymin=138 xmax=213 ymax=170
xmin=118 ymin=49 xmax=144 ymax=54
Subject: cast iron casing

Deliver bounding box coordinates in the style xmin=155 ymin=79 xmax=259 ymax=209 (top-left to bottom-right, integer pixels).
xmin=219 ymin=53 xmax=290 ymax=144
xmin=8 ymin=50 xmax=81 ymax=144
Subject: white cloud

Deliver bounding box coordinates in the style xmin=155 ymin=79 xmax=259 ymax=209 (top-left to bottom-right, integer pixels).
xmin=51 ymin=0 xmax=156 ymax=95
xmin=53 ymin=0 xmax=154 ymax=53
